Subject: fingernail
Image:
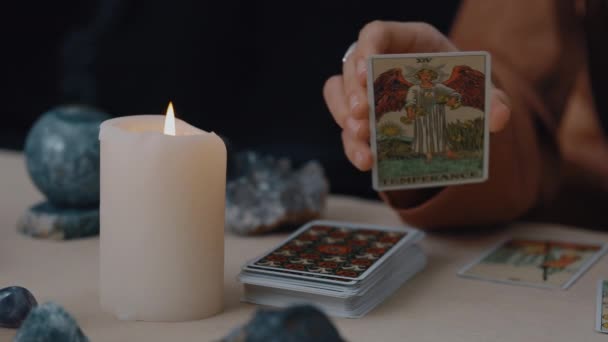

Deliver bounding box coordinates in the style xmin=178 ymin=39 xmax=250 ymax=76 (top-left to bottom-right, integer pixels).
xmin=350 ymin=95 xmax=359 ymax=111
xmin=347 ymin=117 xmax=360 ymax=136
xmin=355 ymin=150 xmax=364 ymax=165
xmin=356 ymin=59 xmax=366 ymax=77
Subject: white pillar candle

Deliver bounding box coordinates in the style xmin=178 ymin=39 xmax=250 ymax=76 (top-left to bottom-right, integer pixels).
xmin=98 ymin=113 xmax=226 ymax=322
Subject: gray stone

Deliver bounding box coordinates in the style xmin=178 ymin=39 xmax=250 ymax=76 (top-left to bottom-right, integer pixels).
xmin=14 ymin=302 xmax=89 ymax=342
xmin=21 ymin=105 xmax=110 ymax=240
xmin=18 ymin=202 xmax=99 ymax=240
xmin=0 ymin=286 xmax=37 ymax=329
xmin=226 ymin=152 xmax=329 ymax=235
xmin=24 ymin=105 xmax=110 ymax=208
xmin=221 ymin=305 xmax=344 ymax=342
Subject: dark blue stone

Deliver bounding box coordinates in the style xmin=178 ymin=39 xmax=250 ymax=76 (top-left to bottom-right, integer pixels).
xmin=18 ymin=202 xmax=99 ymax=240
xmin=24 ymin=105 xmax=110 ymax=208
xmin=14 ymin=302 xmax=89 ymax=342
xmin=0 ymin=286 xmax=37 ymax=329
xmin=223 ymin=305 xmax=344 ymax=342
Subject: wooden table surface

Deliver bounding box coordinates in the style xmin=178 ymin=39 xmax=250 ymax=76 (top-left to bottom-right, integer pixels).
xmin=1 ymin=150 xmax=606 ymax=341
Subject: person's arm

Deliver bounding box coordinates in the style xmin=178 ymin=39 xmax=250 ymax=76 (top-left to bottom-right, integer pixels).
xmin=405 ymin=86 xmax=418 ymax=119
xmin=381 ymin=0 xmax=585 ymax=228
xmin=436 ymin=84 xmax=460 ymax=109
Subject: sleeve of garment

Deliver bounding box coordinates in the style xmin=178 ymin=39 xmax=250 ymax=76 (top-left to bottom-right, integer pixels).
xmin=380 ymin=0 xmax=585 ymax=229
xmin=435 ymin=83 xmax=460 ymax=101
xmin=405 ymin=85 xmax=418 ymax=108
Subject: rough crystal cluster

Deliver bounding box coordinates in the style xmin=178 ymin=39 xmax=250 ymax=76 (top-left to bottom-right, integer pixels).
xmin=0 ymin=286 xmax=37 ymax=329
xmin=222 ymin=305 xmax=344 ymax=342
xmin=18 ymin=203 xmax=99 ymax=240
xmin=14 ymin=302 xmax=89 ymax=342
xmin=226 ymin=151 xmax=329 ymax=235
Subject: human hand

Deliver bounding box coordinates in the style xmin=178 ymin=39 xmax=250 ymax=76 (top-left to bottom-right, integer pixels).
xmin=446 ymin=96 xmax=460 ymax=109
xmin=323 ymin=21 xmax=511 ymax=171
xmin=406 ymin=106 xmax=415 ymax=120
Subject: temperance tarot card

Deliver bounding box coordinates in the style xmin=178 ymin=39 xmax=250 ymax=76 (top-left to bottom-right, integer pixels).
xmin=367 ymin=52 xmax=491 ymax=190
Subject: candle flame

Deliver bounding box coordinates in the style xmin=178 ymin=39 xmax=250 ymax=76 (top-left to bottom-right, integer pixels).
xmin=164 ymin=102 xmax=176 ymax=136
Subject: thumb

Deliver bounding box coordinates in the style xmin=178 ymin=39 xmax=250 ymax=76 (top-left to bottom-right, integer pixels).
xmin=489 ymin=88 xmax=511 ymax=132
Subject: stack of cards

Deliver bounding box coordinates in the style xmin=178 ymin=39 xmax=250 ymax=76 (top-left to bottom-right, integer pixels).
xmin=238 ymin=220 xmax=426 ymax=318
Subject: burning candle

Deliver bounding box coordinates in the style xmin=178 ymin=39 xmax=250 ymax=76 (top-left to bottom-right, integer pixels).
xmin=98 ymin=103 xmax=226 ymax=321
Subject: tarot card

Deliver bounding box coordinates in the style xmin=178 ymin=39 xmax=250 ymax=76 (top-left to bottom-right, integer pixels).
xmin=367 ymin=51 xmax=491 ymax=190
xmin=243 ymin=265 xmax=360 ymax=285
xmin=458 ymin=238 xmax=608 ymax=289
xmin=597 ymin=280 xmax=608 ymax=333
xmin=243 ymin=240 xmax=419 ymax=291
xmin=245 ymin=220 xmax=423 ymax=281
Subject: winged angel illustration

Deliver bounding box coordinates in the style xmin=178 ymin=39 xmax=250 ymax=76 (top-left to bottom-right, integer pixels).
xmin=373 ymin=63 xmax=485 ymax=161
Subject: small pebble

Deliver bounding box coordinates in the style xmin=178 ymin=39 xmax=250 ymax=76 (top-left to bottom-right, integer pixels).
xmin=222 ymin=304 xmax=344 ymax=342
xmin=14 ymin=302 xmax=89 ymax=342
xmin=0 ymin=286 xmax=37 ymax=329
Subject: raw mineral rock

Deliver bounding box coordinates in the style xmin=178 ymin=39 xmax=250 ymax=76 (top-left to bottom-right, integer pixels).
xmin=14 ymin=302 xmax=89 ymax=342
xmin=0 ymin=286 xmax=37 ymax=329
xmin=18 ymin=202 xmax=99 ymax=240
xmin=222 ymin=305 xmax=344 ymax=342
xmin=226 ymin=151 xmax=329 ymax=235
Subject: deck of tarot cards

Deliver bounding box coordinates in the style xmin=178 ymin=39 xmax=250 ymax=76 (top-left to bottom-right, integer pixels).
xmin=238 ymin=220 xmax=426 ymax=318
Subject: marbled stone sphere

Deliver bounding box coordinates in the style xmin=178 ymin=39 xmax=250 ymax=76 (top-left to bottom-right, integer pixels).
xmin=0 ymin=286 xmax=37 ymax=329
xmin=222 ymin=305 xmax=344 ymax=342
xmin=24 ymin=105 xmax=110 ymax=208
xmin=14 ymin=302 xmax=89 ymax=342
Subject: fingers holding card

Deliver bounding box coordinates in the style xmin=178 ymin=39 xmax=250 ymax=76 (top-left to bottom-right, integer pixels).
xmin=367 ymin=52 xmax=490 ymax=190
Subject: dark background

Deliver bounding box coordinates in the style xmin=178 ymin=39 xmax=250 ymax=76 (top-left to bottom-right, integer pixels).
xmin=2 ymin=0 xmax=459 ymax=198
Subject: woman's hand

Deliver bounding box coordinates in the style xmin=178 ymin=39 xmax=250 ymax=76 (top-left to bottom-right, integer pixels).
xmin=323 ymin=21 xmax=511 ymax=171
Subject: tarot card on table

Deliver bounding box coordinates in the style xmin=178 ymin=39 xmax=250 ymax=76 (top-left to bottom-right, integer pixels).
xmin=367 ymin=52 xmax=491 ymax=190
xmin=597 ymin=280 xmax=608 ymax=333
xmin=245 ymin=221 xmax=418 ymax=280
xmin=238 ymin=220 xmax=426 ymax=318
xmin=458 ymin=238 xmax=607 ymax=289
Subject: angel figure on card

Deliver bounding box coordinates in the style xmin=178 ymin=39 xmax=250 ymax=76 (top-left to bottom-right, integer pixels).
xmin=373 ymin=62 xmax=485 ymax=162
xmin=404 ymin=65 xmax=460 ymax=161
